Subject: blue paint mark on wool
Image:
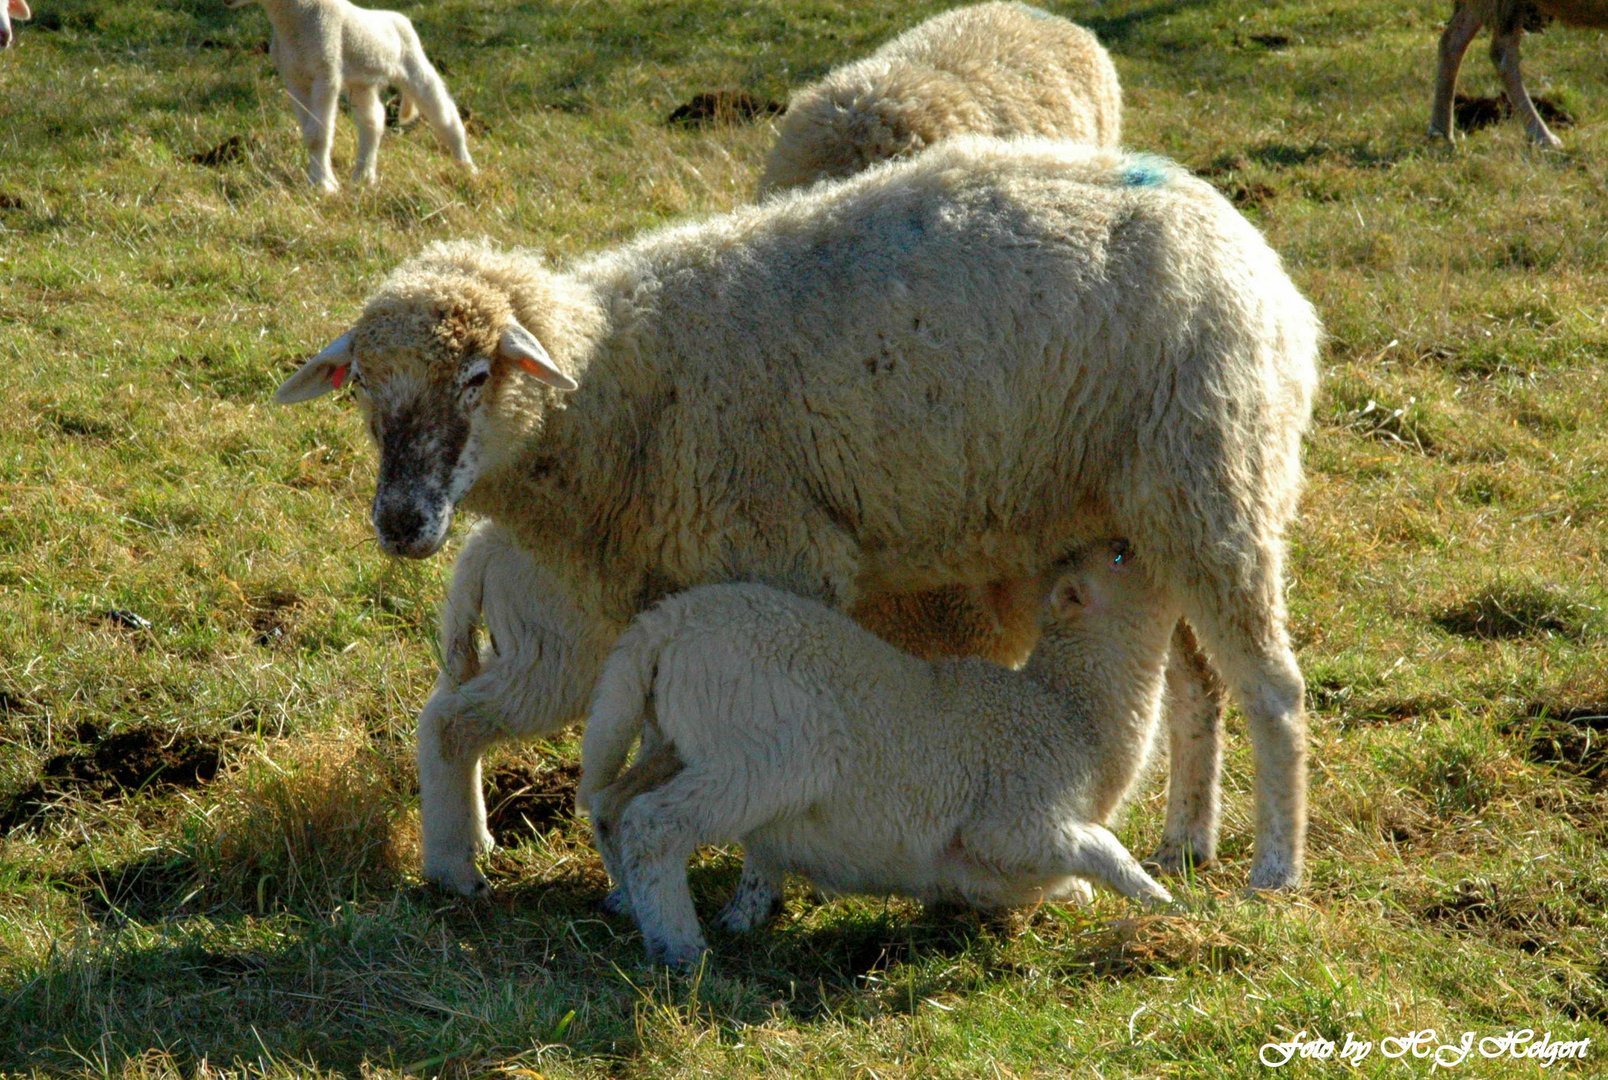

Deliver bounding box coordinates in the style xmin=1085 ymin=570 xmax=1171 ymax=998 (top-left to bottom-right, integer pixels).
xmin=1120 ymin=154 xmax=1175 ymax=188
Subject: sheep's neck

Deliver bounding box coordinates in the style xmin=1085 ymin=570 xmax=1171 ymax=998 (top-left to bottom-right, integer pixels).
xmin=466 ymin=286 xmax=663 ymax=613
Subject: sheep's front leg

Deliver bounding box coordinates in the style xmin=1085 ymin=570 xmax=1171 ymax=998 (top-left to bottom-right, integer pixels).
xmin=1491 ymin=29 xmax=1563 ymax=149
xmin=1429 ymin=2 xmax=1483 ymax=140
xmin=1147 ymin=621 xmax=1225 ymax=874
xmin=418 ymin=615 xmax=618 ymax=896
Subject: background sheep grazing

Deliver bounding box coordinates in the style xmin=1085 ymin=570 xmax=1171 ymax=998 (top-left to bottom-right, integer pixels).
xmin=1 ymin=0 xmax=30 ymax=50
xmin=226 ymin=0 xmax=475 ymax=192
xmin=758 ymin=2 xmax=1122 ymax=196
xmin=275 ymin=136 xmax=1321 ymax=894
xmin=581 ymin=541 xmax=1175 ymax=967
xmin=1429 ymin=1 xmax=1608 ymax=147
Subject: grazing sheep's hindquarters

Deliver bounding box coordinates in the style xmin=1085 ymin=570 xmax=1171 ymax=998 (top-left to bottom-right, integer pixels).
xmin=1429 ymin=1 xmax=1608 ymax=148
xmin=276 ymin=137 xmax=1321 ymax=892
xmin=227 ymin=0 xmax=475 ymax=191
xmin=759 ymin=1 xmax=1122 ymax=195
xmin=581 ymin=543 xmax=1175 ymax=966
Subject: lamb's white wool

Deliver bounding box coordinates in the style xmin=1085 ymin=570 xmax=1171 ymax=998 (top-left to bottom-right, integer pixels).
xmin=1429 ymin=1 xmax=1608 ymax=148
xmin=581 ymin=541 xmax=1174 ymax=966
xmin=759 ymin=2 xmax=1121 ymax=195
xmin=227 ymin=0 xmax=475 ymax=191
xmin=1 ymin=0 xmax=31 ymax=50
xmin=277 ymin=136 xmax=1322 ymax=895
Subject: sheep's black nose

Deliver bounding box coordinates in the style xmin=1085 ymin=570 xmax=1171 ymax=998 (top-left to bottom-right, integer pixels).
xmin=372 ymin=500 xmax=442 ymax=558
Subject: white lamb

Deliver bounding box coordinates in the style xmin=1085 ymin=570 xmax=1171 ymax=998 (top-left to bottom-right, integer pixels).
xmin=1 ymin=0 xmax=30 ymax=50
xmin=275 ymin=136 xmax=1321 ymax=895
xmin=758 ymin=2 xmax=1122 ymax=196
xmin=579 ymin=540 xmax=1174 ymax=967
xmin=226 ymin=0 xmax=475 ymax=192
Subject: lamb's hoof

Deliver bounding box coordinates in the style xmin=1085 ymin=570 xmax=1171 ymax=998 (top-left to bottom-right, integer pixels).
xmin=1247 ymin=854 xmax=1302 ymax=892
xmin=1143 ymin=837 xmax=1215 ymax=876
xmin=599 ymin=886 xmax=632 ymax=917
xmin=1530 ymin=130 xmax=1564 ymax=151
xmin=1061 ymin=878 xmax=1095 ymax=905
xmin=645 ymin=934 xmax=707 ymax=970
xmin=715 ymin=882 xmax=783 ymax=933
xmin=1140 ymin=882 xmax=1175 ymax=907
xmin=423 ymin=859 xmax=490 ymax=897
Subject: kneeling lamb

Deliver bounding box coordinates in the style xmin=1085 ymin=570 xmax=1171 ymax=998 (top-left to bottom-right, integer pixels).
xmin=759 ymin=2 xmax=1122 ymax=195
xmin=579 ymin=540 xmax=1174 ymax=967
xmin=227 ymin=0 xmax=475 ymax=192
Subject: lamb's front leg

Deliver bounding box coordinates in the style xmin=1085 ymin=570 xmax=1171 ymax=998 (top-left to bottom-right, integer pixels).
xmin=1491 ymin=29 xmax=1563 ymax=149
xmin=292 ymin=75 xmax=341 ymax=193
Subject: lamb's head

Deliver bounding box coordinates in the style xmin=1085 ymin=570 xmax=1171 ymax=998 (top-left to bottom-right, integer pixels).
xmin=274 ymin=269 xmax=578 ymax=558
xmin=1042 ymin=540 xmax=1172 ymax=643
xmin=1 ymin=0 xmax=32 ymax=49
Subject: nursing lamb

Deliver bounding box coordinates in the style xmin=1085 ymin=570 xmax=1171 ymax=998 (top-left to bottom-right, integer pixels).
xmin=274 ymin=137 xmax=1321 ymax=893
xmin=581 ymin=540 xmax=1174 ymax=967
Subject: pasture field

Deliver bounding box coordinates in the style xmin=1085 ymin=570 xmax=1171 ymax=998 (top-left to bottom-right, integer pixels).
xmin=1 ymin=0 xmax=1605 ymax=1075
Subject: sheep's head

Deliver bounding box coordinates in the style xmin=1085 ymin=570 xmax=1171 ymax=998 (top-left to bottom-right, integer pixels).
xmin=275 ymin=283 xmax=577 ymax=559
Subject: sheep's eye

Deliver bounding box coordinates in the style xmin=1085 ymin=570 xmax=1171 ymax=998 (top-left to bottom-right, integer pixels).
xmin=463 ymin=370 xmax=490 ymax=392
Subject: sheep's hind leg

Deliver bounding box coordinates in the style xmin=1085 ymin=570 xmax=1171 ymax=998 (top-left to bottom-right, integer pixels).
xmin=1429 ymin=1 xmax=1483 ymax=140
xmin=1492 ymin=29 xmax=1563 ymax=149
xmin=1147 ymin=620 xmax=1225 ymax=874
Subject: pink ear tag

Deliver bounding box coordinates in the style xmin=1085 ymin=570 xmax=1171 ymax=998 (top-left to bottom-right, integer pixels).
xmin=515 ymin=357 xmax=543 ymax=379
xmin=331 ymin=363 xmax=349 ymax=390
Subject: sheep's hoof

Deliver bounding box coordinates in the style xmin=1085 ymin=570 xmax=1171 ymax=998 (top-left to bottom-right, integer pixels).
xmin=1246 ymin=854 xmax=1302 ymax=892
xmin=1143 ymin=837 xmax=1215 ymax=876
xmin=424 ymin=859 xmax=490 ymax=897
xmin=600 ymin=886 xmax=632 ymax=917
xmin=646 ymin=934 xmax=707 ymax=970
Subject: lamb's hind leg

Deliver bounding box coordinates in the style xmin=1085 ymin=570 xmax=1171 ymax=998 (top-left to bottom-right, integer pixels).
xmin=1492 ymin=27 xmax=1563 ymax=149
xmin=1430 ymin=2 xmax=1483 ymax=140
xmin=349 ymin=81 xmax=385 ymax=185
xmin=614 ymin=768 xmax=791 ymax=967
xmin=1147 ymin=620 xmax=1226 ymax=874
xmin=969 ymin=820 xmax=1172 ymax=905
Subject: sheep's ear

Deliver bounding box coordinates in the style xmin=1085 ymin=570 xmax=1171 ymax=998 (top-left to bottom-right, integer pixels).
xmin=275 ymin=332 xmax=354 ymax=404
xmin=7 ymin=0 xmax=30 ymax=21
xmin=497 ymin=321 xmax=577 ymax=392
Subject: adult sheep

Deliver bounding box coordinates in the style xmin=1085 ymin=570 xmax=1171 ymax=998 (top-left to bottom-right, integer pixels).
xmin=759 ymin=2 xmax=1121 ymax=196
xmin=275 ymin=137 xmax=1321 ymax=893
xmin=1429 ymin=1 xmax=1608 ymax=147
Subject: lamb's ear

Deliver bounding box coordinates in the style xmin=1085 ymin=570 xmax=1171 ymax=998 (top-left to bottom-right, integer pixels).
xmin=497 ymin=321 xmax=577 ymax=392
xmin=8 ymin=0 xmax=30 ymax=21
xmin=275 ymin=332 xmax=354 ymax=404
xmin=1048 ymin=574 xmax=1087 ymax=620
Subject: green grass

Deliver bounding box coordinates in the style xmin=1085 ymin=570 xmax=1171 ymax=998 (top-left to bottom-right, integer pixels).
xmin=1 ymin=0 xmax=1606 ymax=1075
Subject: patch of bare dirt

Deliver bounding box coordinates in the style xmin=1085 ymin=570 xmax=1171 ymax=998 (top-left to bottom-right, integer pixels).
xmin=483 ymin=759 xmax=581 ymax=847
xmin=666 ymin=89 xmax=783 ymax=128
xmin=0 ymin=724 xmax=223 ymax=833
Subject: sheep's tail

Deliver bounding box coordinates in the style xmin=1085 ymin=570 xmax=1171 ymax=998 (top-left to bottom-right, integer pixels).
xmin=576 ymin=618 xmax=666 ymax=815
